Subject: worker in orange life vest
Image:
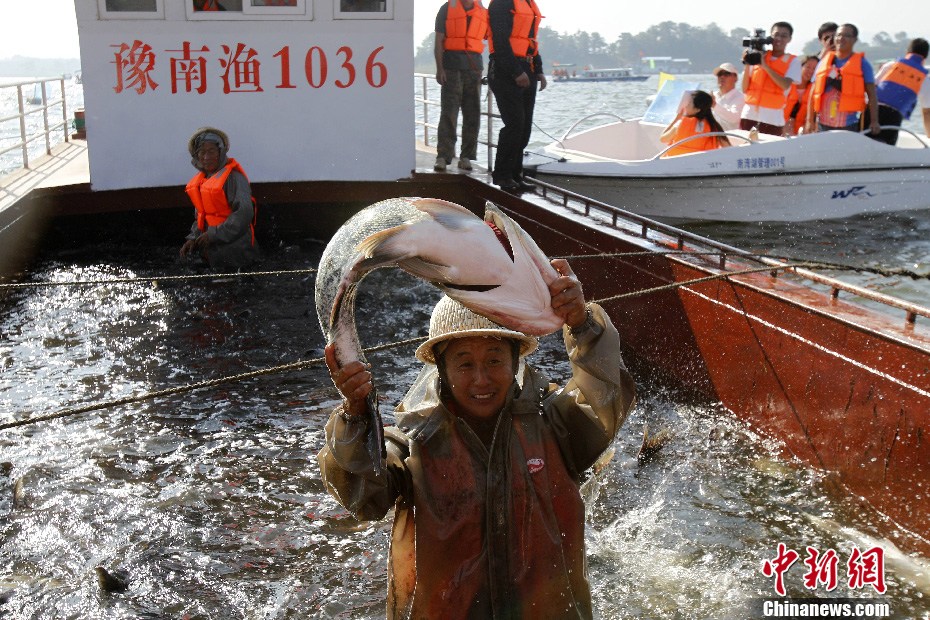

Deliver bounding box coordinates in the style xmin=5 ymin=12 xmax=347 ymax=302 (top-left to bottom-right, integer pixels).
xmin=488 ymin=0 xmax=547 ymax=192
xmin=865 ymin=37 xmax=930 ymax=144
xmin=181 ymin=127 xmax=257 ymax=270
xmin=433 ymin=0 xmax=489 ymax=173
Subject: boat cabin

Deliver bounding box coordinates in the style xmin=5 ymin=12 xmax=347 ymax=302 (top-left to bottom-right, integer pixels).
xmin=73 ymin=0 xmax=414 ymax=191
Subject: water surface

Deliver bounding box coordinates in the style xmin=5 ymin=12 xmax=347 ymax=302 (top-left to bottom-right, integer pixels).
xmin=2 ymin=239 xmax=928 ymax=618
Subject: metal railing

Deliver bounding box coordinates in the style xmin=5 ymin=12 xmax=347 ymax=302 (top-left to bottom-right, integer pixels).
xmin=529 ymin=175 xmax=930 ymax=329
xmin=0 ymin=77 xmax=70 ymax=173
xmin=414 ymin=72 xmax=499 ymax=171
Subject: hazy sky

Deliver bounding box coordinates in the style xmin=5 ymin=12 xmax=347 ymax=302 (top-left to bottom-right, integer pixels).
xmin=1 ymin=0 xmax=921 ymax=59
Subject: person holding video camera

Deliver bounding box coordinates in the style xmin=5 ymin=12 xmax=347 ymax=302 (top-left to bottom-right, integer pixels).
xmin=805 ymin=23 xmax=880 ymax=135
xmin=739 ymin=22 xmax=801 ymax=136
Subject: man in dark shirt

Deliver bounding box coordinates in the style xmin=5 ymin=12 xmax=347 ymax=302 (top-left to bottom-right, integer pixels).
xmin=487 ymin=0 xmax=546 ymax=192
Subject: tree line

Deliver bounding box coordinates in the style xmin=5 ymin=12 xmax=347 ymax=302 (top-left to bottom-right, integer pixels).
xmin=415 ymin=22 xmax=918 ymax=73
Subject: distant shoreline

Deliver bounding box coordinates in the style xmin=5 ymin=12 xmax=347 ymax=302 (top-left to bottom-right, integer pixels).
xmin=0 ymin=56 xmax=81 ymax=78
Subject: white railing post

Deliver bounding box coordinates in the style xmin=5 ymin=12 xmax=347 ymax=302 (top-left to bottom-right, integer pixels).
xmin=61 ymin=77 xmax=70 ymax=144
xmin=421 ymin=74 xmax=430 ymax=147
xmin=17 ymin=85 xmax=28 ymax=169
xmin=42 ymin=81 xmax=51 ymax=155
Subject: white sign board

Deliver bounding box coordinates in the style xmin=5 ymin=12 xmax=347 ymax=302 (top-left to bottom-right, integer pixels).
xmin=75 ymin=0 xmax=414 ymax=191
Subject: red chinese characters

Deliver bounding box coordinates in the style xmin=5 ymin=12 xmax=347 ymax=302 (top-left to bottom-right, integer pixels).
xmin=762 ymin=543 xmax=800 ymax=596
xmin=111 ymin=41 xmax=389 ymax=94
xmin=112 ymin=40 xmax=158 ymax=94
xmin=762 ymin=544 xmax=887 ymax=596
xmin=802 ymin=546 xmax=839 ymax=591
xmin=848 ymin=546 xmax=887 ymax=594
xmin=220 ymin=44 xmax=263 ymax=93
xmin=168 ymin=42 xmax=210 ymax=94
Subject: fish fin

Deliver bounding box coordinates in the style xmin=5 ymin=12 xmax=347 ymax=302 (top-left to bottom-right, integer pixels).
xmin=637 ymin=423 xmax=672 ymax=466
xmin=397 ymin=257 xmax=456 ymax=282
xmin=414 ymin=198 xmax=480 ymax=230
xmin=355 ymin=226 xmax=410 ymax=260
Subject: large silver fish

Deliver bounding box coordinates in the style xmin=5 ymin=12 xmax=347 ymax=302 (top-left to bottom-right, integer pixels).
xmin=315 ymin=197 xmax=563 ymax=473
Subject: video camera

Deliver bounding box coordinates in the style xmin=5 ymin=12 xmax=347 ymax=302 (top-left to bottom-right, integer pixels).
xmin=742 ymin=28 xmax=774 ymax=65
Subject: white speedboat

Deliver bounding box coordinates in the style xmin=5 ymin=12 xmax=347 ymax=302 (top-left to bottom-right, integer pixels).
xmin=528 ymin=113 xmax=930 ymax=223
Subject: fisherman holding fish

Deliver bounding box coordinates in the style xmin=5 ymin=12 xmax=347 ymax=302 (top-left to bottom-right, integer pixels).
xmin=318 ymin=252 xmax=636 ymax=618
xmin=180 ymin=127 xmax=258 ymax=270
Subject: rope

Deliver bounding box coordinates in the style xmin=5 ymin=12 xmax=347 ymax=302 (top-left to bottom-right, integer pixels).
xmin=2 ymin=252 xmax=924 ymax=292
xmin=0 ymin=336 xmax=425 ymax=432
xmin=0 ymin=232 xmax=914 ymax=434
xmin=2 ymin=262 xmax=789 ymax=432
xmin=752 ymin=254 xmax=928 ymax=280
xmin=0 ymin=268 xmax=317 ymax=290
xmin=531 ymin=121 xmax=562 ymax=145
xmin=559 ymin=251 xmax=929 ymax=280
xmin=589 ymin=263 xmax=812 ymax=306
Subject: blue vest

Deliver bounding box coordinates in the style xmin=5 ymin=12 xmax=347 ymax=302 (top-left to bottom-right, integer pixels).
xmin=876 ymin=54 xmax=928 ymax=119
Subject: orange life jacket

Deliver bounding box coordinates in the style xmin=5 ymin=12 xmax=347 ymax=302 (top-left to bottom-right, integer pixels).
xmin=185 ymin=158 xmax=256 ymax=244
xmin=793 ymin=86 xmax=813 ymax=134
xmin=876 ymin=54 xmax=928 ymax=118
xmin=784 ymin=83 xmax=798 ymax=122
xmin=662 ymin=117 xmax=720 ymax=158
xmin=812 ymin=52 xmax=866 ymax=114
xmin=783 ymin=82 xmax=813 ymax=132
xmin=444 ymin=0 xmax=488 ymax=54
xmin=488 ymin=0 xmax=543 ymax=57
xmin=197 ymin=0 xmax=222 ymax=10
xmin=881 ymin=56 xmax=927 ymax=92
xmin=744 ymin=52 xmax=796 ymax=109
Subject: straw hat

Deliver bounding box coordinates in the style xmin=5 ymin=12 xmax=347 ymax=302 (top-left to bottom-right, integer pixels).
xmin=415 ymin=296 xmax=538 ymax=364
xmin=187 ymin=126 xmax=230 ymax=156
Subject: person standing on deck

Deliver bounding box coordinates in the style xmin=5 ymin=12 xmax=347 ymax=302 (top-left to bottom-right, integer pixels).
xmin=318 ymin=260 xmax=636 ymax=619
xmin=805 ymin=24 xmax=880 ymax=136
xmin=433 ymin=0 xmax=489 ymax=173
xmin=181 ymin=127 xmax=257 ymax=270
xmin=487 ymin=0 xmax=547 ymax=192
xmin=865 ymin=38 xmax=930 ymax=145
xmin=739 ymin=21 xmax=801 ymax=136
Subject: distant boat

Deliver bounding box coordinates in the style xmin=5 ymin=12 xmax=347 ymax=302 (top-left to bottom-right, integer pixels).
xmin=26 ymin=83 xmax=43 ymax=105
xmin=552 ymin=66 xmax=649 ymax=83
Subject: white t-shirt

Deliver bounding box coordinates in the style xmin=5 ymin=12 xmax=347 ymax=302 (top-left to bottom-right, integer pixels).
xmin=713 ymin=88 xmax=746 ymax=131
xmin=740 ymin=55 xmax=802 ymax=127
xmin=919 ymin=74 xmax=930 ymax=109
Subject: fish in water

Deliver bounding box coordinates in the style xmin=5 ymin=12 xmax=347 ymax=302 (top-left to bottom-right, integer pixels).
xmin=637 ymin=423 xmax=672 ymax=465
xmin=315 ymin=197 xmax=563 ymax=474
xmin=11 ymin=477 xmax=25 ymax=510
xmin=95 ymin=566 xmax=129 ymax=593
